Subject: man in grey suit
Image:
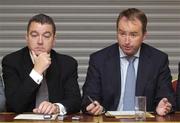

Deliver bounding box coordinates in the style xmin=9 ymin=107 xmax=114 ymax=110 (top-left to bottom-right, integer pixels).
xmin=82 ymin=8 xmax=175 ymax=116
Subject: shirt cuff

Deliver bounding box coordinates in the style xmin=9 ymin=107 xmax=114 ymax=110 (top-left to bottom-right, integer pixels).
xmin=29 ymin=69 xmax=43 ymax=84
xmin=55 ymin=103 xmax=67 ymax=115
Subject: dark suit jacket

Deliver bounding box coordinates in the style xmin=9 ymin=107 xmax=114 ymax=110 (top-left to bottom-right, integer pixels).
xmin=2 ymin=47 xmax=81 ymax=114
xmin=0 ymin=78 xmax=5 ymax=112
xmin=176 ymin=62 xmax=180 ymax=110
xmin=82 ymin=43 xmax=175 ymax=112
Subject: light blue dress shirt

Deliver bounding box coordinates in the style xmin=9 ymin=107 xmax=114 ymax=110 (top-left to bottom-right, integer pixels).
xmin=117 ymin=47 xmax=140 ymax=111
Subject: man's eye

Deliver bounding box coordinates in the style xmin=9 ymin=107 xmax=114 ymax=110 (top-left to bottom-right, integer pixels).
xmin=44 ymin=35 xmax=51 ymax=38
xmin=43 ymin=33 xmax=51 ymax=38
xmin=30 ymin=32 xmax=38 ymax=37
xmin=31 ymin=34 xmax=38 ymax=37
xmin=131 ymin=33 xmax=138 ymax=38
xmin=119 ymin=32 xmax=126 ymax=37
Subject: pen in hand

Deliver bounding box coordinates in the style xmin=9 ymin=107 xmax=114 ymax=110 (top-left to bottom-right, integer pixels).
xmin=87 ymin=96 xmax=106 ymax=114
xmin=87 ymin=96 xmax=97 ymax=106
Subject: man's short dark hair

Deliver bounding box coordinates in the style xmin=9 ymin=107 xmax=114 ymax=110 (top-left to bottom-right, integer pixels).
xmin=116 ymin=8 xmax=147 ymax=34
xmin=27 ymin=14 xmax=56 ymax=35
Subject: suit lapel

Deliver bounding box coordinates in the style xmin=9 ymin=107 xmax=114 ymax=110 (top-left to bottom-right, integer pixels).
xmin=46 ymin=50 xmax=59 ymax=101
xmin=105 ymin=44 xmax=121 ymax=109
xmin=22 ymin=47 xmax=34 ymax=74
xmin=23 ymin=48 xmax=59 ymax=102
xmin=136 ymin=44 xmax=152 ymax=96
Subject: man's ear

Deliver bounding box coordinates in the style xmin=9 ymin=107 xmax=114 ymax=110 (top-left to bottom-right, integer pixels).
xmin=25 ymin=33 xmax=28 ymax=42
xmin=53 ymin=34 xmax=56 ymax=47
xmin=143 ymin=31 xmax=147 ymax=41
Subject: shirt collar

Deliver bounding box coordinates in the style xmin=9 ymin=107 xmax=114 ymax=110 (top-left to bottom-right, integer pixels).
xmin=29 ymin=50 xmax=35 ymax=64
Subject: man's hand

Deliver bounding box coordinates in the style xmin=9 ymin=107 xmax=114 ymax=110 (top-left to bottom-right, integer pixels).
xmin=31 ymin=51 xmax=51 ymax=75
xmin=156 ymin=98 xmax=172 ymax=116
xmin=86 ymin=101 xmax=104 ymax=115
xmin=33 ymin=101 xmax=59 ymax=114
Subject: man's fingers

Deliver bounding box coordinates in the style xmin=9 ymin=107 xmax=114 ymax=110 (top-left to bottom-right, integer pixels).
xmin=166 ymin=103 xmax=172 ymax=107
xmin=164 ymin=99 xmax=172 ymax=113
xmin=94 ymin=106 xmax=103 ymax=115
xmin=38 ymin=102 xmax=45 ymax=113
xmin=90 ymin=104 xmax=100 ymax=114
xmin=34 ymin=102 xmax=57 ymax=114
xmin=94 ymin=101 xmax=100 ymax=105
xmin=33 ymin=108 xmax=38 ymax=113
xmin=37 ymin=101 xmax=50 ymax=114
xmin=44 ymin=104 xmax=54 ymax=114
xmin=86 ymin=103 xmax=96 ymax=111
xmin=47 ymin=53 xmax=50 ymax=57
xmin=31 ymin=50 xmax=37 ymax=58
xmin=166 ymin=104 xmax=172 ymax=112
xmin=162 ymin=98 xmax=168 ymax=103
xmin=86 ymin=102 xmax=102 ymax=115
xmin=86 ymin=100 xmax=104 ymax=115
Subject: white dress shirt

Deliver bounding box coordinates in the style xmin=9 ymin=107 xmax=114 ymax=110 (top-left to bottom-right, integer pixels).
xmin=117 ymin=47 xmax=140 ymax=111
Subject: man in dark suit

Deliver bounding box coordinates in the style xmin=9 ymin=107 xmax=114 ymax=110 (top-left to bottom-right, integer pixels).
xmin=0 ymin=76 xmax=5 ymax=111
xmin=82 ymin=8 xmax=175 ymax=116
xmin=2 ymin=14 xmax=81 ymax=115
xmin=176 ymin=62 xmax=180 ymax=110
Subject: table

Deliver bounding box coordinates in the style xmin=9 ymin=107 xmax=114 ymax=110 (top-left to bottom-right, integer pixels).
xmin=99 ymin=112 xmax=180 ymax=123
xmin=1 ymin=112 xmax=180 ymax=122
xmin=0 ymin=113 xmax=98 ymax=123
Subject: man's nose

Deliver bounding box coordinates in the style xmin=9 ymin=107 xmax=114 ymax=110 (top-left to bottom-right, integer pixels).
xmin=37 ymin=36 xmax=43 ymax=44
xmin=124 ymin=35 xmax=131 ymax=44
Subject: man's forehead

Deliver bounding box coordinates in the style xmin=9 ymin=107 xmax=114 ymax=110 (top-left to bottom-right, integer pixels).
xmin=30 ymin=22 xmax=52 ymax=27
xmin=120 ymin=16 xmax=141 ymax=25
xmin=29 ymin=22 xmax=53 ymax=32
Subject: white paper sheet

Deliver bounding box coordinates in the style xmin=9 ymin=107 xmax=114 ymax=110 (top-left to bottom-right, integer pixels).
xmin=14 ymin=114 xmax=57 ymax=120
xmin=105 ymin=111 xmax=154 ymax=118
xmin=106 ymin=111 xmax=135 ymax=116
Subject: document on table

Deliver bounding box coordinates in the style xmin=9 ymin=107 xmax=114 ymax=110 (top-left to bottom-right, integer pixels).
xmin=14 ymin=114 xmax=58 ymax=120
xmin=105 ymin=111 xmax=154 ymax=118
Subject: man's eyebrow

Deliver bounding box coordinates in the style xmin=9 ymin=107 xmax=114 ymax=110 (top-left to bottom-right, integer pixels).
xmin=130 ymin=32 xmax=138 ymax=34
xmin=43 ymin=31 xmax=52 ymax=35
xmin=118 ymin=29 xmax=125 ymax=32
xmin=30 ymin=31 xmax=38 ymax=34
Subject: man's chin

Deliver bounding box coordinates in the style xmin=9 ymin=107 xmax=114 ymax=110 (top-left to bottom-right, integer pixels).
xmin=34 ymin=51 xmax=44 ymax=56
xmin=123 ymin=50 xmax=135 ymax=56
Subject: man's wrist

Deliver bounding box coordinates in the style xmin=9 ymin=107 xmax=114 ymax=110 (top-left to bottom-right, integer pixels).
xmin=101 ymin=107 xmax=106 ymax=114
xmin=54 ymin=103 xmax=67 ymax=115
xmin=29 ymin=69 xmax=43 ymax=84
xmin=54 ymin=103 xmax=60 ymax=114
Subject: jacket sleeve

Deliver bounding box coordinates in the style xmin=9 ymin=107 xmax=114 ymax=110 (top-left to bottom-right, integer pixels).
xmin=2 ymin=56 xmax=39 ymax=113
